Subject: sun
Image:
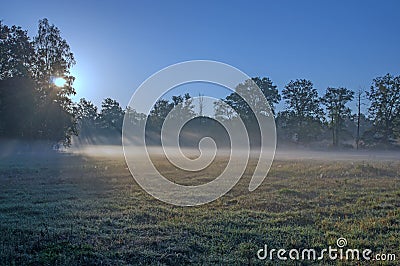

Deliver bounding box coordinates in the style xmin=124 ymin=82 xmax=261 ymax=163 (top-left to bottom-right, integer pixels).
xmin=53 ymin=77 xmax=66 ymax=87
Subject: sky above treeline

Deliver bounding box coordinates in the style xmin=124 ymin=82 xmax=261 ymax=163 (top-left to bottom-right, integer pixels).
xmin=2 ymin=0 xmax=400 ymax=112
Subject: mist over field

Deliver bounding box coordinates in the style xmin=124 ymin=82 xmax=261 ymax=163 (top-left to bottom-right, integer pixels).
xmin=1 ymin=129 xmax=398 ymax=163
xmin=2 ymin=142 xmax=399 ymax=169
xmin=68 ymin=142 xmax=400 ymax=162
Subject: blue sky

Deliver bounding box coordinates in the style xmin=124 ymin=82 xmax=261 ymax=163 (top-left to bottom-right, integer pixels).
xmin=1 ymin=0 xmax=400 ymax=112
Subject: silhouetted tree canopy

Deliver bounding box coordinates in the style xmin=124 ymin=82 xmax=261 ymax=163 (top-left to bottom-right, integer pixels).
xmin=0 ymin=22 xmax=34 ymax=79
xmin=223 ymin=77 xmax=280 ymax=120
xmin=280 ymin=79 xmax=324 ymax=143
xmin=0 ymin=77 xmax=37 ymax=138
xmin=99 ymin=98 xmax=124 ymax=132
xmin=0 ymin=19 xmax=77 ymax=146
xmin=76 ymin=98 xmax=98 ymax=132
xmin=366 ymin=74 xmax=400 ymax=144
xmin=321 ymin=87 xmax=354 ymax=147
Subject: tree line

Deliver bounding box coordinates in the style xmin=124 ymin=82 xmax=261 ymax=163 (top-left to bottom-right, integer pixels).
xmin=76 ymin=75 xmax=399 ymax=149
xmin=1 ymin=20 xmax=399 ymax=149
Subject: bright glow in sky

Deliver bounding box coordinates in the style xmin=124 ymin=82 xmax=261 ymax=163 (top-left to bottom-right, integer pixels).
xmin=53 ymin=77 xmax=66 ymax=87
xmin=2 ymin=0 xmax=400 ymax=113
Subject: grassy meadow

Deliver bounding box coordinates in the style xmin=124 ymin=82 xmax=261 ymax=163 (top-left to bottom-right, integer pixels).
xmin=0 ymin=148 xmax=399 ymax=265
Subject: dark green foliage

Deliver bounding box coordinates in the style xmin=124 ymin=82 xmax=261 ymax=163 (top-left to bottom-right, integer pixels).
xmin=252 ymin=77 xmax=281 ymax=115
xmin=0 ymin=77 xmax=37 ymax=138
xmin=148 ymin=99 xmax=174 ymax=131
xmin=0 ymin=21 xmax=34 ymax=79
xmin=321 ymin=87 xmax=354 ymax=147
xmin=0 ymin=19 xmax=77 ymax=146
xmin=75 ymin=98 xmax=98 ymax=132
xmin=279 ymin=79 xmax=324 ymax=143
xmin=223 ymin=77 xmax=280 ymax=119
xmin=282 ymin=79 xmax=323 ymax=120
xmin=0 ymin=77 xmax=76 ymax=145
xmin=33 ymin=18 xmax=76 ymax=111
xmin=213 ymin=78 xmax=279 ymax=148
xmin=144 ymin=94 xmax=195 ymax=145
xmin=366 ymin=73 xmax=400 ymax=145
xmin=98 ymin=98 xmax=124 ymax=132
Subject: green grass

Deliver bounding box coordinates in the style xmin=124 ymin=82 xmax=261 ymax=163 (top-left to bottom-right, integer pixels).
xmin=0 ymin=152 xmax=399 ymax=265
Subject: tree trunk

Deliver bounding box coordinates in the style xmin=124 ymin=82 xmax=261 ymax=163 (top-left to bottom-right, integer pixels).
xmin=356 ymin=90 xmax=361 ymax=149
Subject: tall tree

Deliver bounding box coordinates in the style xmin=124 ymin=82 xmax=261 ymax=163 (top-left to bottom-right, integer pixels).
xmin=321 ymin=87 xmax=354 ymax=147
xmin=282 ymin=79 xmax=323 ymax=119
xmin=33 ymin=18 xmax=76 ymax=110
xmin=145 ymin=94 xmax=195 ymax=145
xmin=76 ymin=98 xmax=98 ymax=133
xmin=281 ymin=79 xmax=324 ymax=142
xmin=32 ymin=18 xmax=77 ymax=145
xmin=99 ymin=98 xmax=124 ymax=132
xmin=148 ymin=94 xmax=195 ymax=129
xmin=252 ymin=77 xmax=281 ymax=115
xmin=0 ymin=20 xmax=77 ymax=146
xmin=148 ymin=99 xmax=173 ymax=131
xmin=224 ymin=77 xmax=280 ymax=120
xmin=366 ymin=73 xmax=400 ymax=144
